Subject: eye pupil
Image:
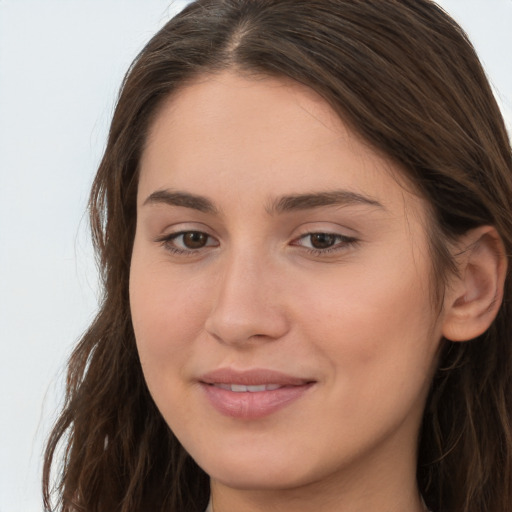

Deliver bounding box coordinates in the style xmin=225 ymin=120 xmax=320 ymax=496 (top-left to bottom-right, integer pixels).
xmin=310 ymin=233 xmax=336 ymax=249
xmin=183 ymin=232 xmax=207 ymax=249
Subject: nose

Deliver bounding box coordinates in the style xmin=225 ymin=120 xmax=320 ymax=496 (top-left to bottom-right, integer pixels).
xmin=204 ymin=250 xmax=290 ymax=346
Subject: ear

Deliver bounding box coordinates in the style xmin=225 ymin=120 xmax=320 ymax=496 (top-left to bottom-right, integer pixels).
xmin=442 ymin=226 xmax=507 ymax=342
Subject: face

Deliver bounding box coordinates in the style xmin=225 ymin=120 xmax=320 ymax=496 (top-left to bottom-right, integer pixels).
xmin=130 ymin=71 xmax=446 ymax=495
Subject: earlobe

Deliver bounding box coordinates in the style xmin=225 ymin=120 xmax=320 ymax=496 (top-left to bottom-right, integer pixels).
xmin=442 ymin=226 xmax=507 ymax=342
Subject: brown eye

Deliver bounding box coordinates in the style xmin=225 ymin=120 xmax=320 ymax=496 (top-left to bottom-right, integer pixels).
xmin=159 ymin=230 xmax=219 ymax=255
xmin=309 ymin=233 xmax=337 ymax=249
xmin=292 ymin=232 xmax=358 ymax=255
xmin=182 ymin=231 xmax=209 ymax=249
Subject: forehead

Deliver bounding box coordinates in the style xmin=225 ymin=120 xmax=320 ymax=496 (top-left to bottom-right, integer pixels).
xmin=138 ymin=71 xmax=426 ymax=221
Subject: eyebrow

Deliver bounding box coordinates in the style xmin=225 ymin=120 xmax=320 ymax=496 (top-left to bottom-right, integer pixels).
xmin=142 ymin=188 xmax=384 ymax=215
xmin=267 ymin=190 xmax=384 ymax=214
xmin=143 ymin=189 xmax=218 ymax=214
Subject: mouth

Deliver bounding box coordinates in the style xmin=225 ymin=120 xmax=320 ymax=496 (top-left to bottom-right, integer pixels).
xmin=199 ymin=368 xmax=315 ymax=419
xmin=210 ymin=383 xmax=285 ymax=392
xmin=200 ymin=367 xmax=313 ymax=387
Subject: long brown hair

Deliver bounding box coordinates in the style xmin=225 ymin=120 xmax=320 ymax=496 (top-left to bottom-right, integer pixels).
xmin=43 ymin=1 xmax=512 ymax=511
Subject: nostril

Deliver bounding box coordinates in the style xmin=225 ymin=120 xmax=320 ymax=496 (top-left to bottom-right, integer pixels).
xmin=204 ymin=309 xmax=289 ymax=346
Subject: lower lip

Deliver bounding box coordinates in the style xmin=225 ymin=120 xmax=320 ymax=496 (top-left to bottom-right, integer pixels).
xmin=201 ymin=383 xmax=314 ymax=419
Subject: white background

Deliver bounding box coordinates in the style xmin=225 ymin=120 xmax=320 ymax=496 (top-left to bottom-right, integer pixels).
xmin=0 ymin=1 xmax=510 ymax=511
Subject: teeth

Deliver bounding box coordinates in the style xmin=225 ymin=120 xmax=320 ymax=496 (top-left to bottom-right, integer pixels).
xmin=246 ymin=385 xmax=267 ymax=392
xmin=216 ymin=383 xmax=233 ymax=391
xmin=213 ymin=383 xmax=283 ymax=392
xmin=232 ymin=384 xmax=249 ymax=392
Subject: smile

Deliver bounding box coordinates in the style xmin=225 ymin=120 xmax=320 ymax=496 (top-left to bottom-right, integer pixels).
xmin=212 ymin=383 xmax=283 ymax=392
xmin=199 ymin=368 xmax=315 ymax=419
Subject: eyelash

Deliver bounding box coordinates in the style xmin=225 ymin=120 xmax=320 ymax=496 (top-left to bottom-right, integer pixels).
xmin=156 ymin=231 xmax=218 ymax=256
xmin=156 ymin=231 xmax=358 ymax=257
xmin=295 ymin=233 xmax=358 ymax=255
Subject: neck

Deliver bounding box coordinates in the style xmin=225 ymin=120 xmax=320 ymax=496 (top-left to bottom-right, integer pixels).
xmin=210 ymin=486 xmax=427 ymax=512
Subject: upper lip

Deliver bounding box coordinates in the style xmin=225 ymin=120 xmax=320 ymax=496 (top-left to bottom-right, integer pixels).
xmin=199 ymin=368 xmax=314 ymax=386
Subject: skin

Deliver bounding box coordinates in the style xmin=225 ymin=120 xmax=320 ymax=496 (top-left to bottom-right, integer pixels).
xmin=130 ymin=71 xmax=450 ymax=512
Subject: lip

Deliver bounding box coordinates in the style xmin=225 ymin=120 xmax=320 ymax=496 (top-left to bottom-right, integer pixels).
xmin=199 ymin=368 xmax=315 ymax=419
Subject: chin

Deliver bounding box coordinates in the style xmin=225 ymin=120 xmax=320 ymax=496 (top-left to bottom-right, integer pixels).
xmin=209 ymin=467 xmax=305 ymax=491
xmin=196 ymin=446 xmax=325 ymax=491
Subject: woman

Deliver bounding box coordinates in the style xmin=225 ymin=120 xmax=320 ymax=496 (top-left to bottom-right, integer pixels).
xmin=43 ymin=1 xmax=512 ymax=511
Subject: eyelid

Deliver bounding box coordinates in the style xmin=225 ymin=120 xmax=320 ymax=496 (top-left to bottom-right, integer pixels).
xmin=290 ymin=230 xmax=359 ymax=255
xmin=155 ymin=228 xmax=219 ymax=255
xmin=153 ymin=223 xmax=359 ymax=257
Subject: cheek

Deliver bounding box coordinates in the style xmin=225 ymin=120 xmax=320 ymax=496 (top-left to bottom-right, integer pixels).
xmin=129 ymin=253 xmax=211 ymax=373
xmin=294 ymin=254 xmax=438 ymax=383
xmin=129 ymin=257 xmax=215 ymax=426
xmin=290 ymin=265 xmax=439 ymax=453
